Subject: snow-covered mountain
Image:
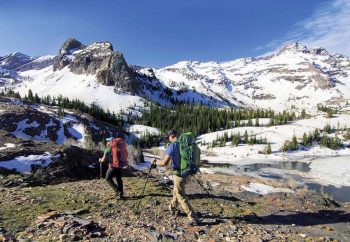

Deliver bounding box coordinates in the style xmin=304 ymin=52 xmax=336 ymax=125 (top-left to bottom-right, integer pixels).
xmin=1 ymin=40 xmax=350 ymax=113
xmin=0 ymin=52 xmax=55 ymax=86
xmin=146 ymin=43 xmax=350 ymax=112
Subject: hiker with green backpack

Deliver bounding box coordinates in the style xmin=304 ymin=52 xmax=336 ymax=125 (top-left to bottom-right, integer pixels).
xmin=152 ymin=129 xmax=200 ymax=226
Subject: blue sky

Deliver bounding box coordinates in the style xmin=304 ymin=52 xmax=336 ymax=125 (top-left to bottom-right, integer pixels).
xmin=1 ymin=0 xmax=348 ymax=67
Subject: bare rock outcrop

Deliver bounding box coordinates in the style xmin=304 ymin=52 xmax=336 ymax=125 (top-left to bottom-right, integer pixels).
xmin=53 ymin=38 xmax=139 ymax=94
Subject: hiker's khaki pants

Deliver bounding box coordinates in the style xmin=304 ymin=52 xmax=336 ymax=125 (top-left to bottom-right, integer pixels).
xmin=171 ymin=175 xmax=195 ymax=219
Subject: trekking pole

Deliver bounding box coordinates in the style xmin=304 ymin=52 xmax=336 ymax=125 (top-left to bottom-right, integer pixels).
xmin=135 ymin=158 xmax=155 ymax=215
xmin=191 ymin=174 xmax=224 ymax=214
xmin=99 ymin=161 xmax=103 ymax=179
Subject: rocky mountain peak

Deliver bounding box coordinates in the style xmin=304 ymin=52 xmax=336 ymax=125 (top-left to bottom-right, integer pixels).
xmin=59 ymin=38 xmax=85 ymax=55
xmin=53 ymin=38 xmax=139 ymax=94
xmin=276 ymin=42 xmax=310 ymax=55
xmin=87 ymin=41 xmax=114 ymax=52
xmin=311 ymin=47 xmax=329 ymax=56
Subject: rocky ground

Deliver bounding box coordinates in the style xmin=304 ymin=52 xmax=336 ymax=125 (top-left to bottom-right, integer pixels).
xmin=1 ymin=167 xmax=350 ymax=241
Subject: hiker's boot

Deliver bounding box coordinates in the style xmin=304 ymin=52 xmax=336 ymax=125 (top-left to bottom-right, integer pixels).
xmin=119 ymin=191 xmax=124 ymax=200
xmin=114 ymin=189 xmax=119 ymax=197
xmin=168 ymin=205 xmax=178 ymax=217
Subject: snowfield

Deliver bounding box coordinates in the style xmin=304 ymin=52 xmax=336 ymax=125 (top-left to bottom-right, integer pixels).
xmin=0 ymin=152 xmax=55 ymax=173
xmin=198 ymin=114 xmax=350 ymax=154
xmin=308 ymin=156 xmax=350 ymax=187
xmin=16 ymin=66 xmax=144 ymax=114
xmin=198 ymin=114 xmax=350 ymax=188
xmin=127 ymin=124 xmax=161 ymax=138
xmin=151 ymin=43 xmax=350 ymax=113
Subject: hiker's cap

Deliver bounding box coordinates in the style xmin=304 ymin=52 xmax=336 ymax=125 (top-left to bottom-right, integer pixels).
xmin=106 ymin=137 xmax=114 ymax=142
xmin=165 ymin=129 xmax=178 ymax=139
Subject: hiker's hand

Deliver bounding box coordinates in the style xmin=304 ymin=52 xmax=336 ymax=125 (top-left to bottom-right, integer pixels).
xmin=99 ymin=158 xmax=104 ymax=163
xmin=151 ymin=159 xmax=157 ymax=169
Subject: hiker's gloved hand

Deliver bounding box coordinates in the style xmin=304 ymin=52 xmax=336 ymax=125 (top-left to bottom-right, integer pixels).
xmin=151 ymin=159 xmax=157 ymax=169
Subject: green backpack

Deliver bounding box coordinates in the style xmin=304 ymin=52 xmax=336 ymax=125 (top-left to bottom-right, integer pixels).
xmin=173 ymin=132 xmax=200 ymax=177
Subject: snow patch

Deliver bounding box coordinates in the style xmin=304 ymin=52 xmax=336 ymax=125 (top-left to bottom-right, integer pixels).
xmin=199 ymin=167 xmax=215 ymax=174
xmin=62 ymin=114 xmax=78 ymax=123
xmin=89 ymin=122 xmax=100 ymax=130
xmin=0 ymin=152 xmax=54 ymax=173
xmin=127 ymin=125 xmax=161 ymax=138
xmin=56 ymin=121 xmax=67 ymax=144
xmin=241 ymin=182 xmax=294 ymax=195
xmin=68 ymin=123 xmax=86 ymax=142
xmin=0 ymin=143 xmax=16 ymax=150
xmin=11 ymin=119 xmax=41 ymax=140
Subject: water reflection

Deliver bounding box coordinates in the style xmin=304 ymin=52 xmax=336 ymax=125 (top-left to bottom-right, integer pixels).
xmin=306 ymin=183 xmax=350 ymax=203
xmin=242 ymin=161 xmax=311 ymax=172
xmin=201 ymin=159 xmax=350 ymax=202
xmin=201 ymin=160 xmax=311 ymax=172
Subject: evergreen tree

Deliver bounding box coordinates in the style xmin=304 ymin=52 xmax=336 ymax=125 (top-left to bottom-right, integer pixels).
xmin=327 ymin=109 xmax=333 ymax=118
xmin=281 ymin=141 xmax=290 ymax=152
xmin=57 ymin=107 xmax=65 ymax=118
xmin=321 ymin=135 xmax=328 ymax=147
xmin=247 ymin=118 xmax=253 ymax=126
xmin=34 ymin=93 xmax=41 ymax=103
xmin=291 ymin=135 xmax=299 ymax=150
xmin=302 ymin=132 xmax=308 ymax=146
xmin=224 ymin=132 xmax=229 ymax=142
xmin=324 ymin=124 xmax=332 ymax=134
xmin=28 ymin=89 xmax=34 ymax=101
xmin=266 ymin=143 xmax=272 ymax=154
xmin=307 ymin=132 xmax=313 ymax=145
xmin=345 ymin=129 xmax=350 ymax=140
xmin=313 ymin=128 xmax=320 ymax=141
xmin=244 ymin=130 xmax=248 ymax=144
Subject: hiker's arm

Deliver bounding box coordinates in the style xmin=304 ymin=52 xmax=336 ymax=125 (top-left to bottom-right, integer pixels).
xmin=155 ymin=155 xmax=171 ymax=166
xmin=99 ymin=155 xmax=106 ymax=163
xmin=100 ymin=147 xmax=111 ymax=163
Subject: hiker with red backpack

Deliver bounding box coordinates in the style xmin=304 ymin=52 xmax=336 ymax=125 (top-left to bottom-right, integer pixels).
xmin=99 ymin=135 xmax=128 ymax=200
xmin=153 ymin=129 xmax=200 ymax=226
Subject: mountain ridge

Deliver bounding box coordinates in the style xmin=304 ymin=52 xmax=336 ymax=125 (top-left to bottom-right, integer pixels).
xmin=1 ymin=39 xmax=350 ymax=113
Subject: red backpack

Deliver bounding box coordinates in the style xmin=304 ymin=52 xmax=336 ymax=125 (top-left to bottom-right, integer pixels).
xmin=109 ymin=138 xmax=128 ymax=168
